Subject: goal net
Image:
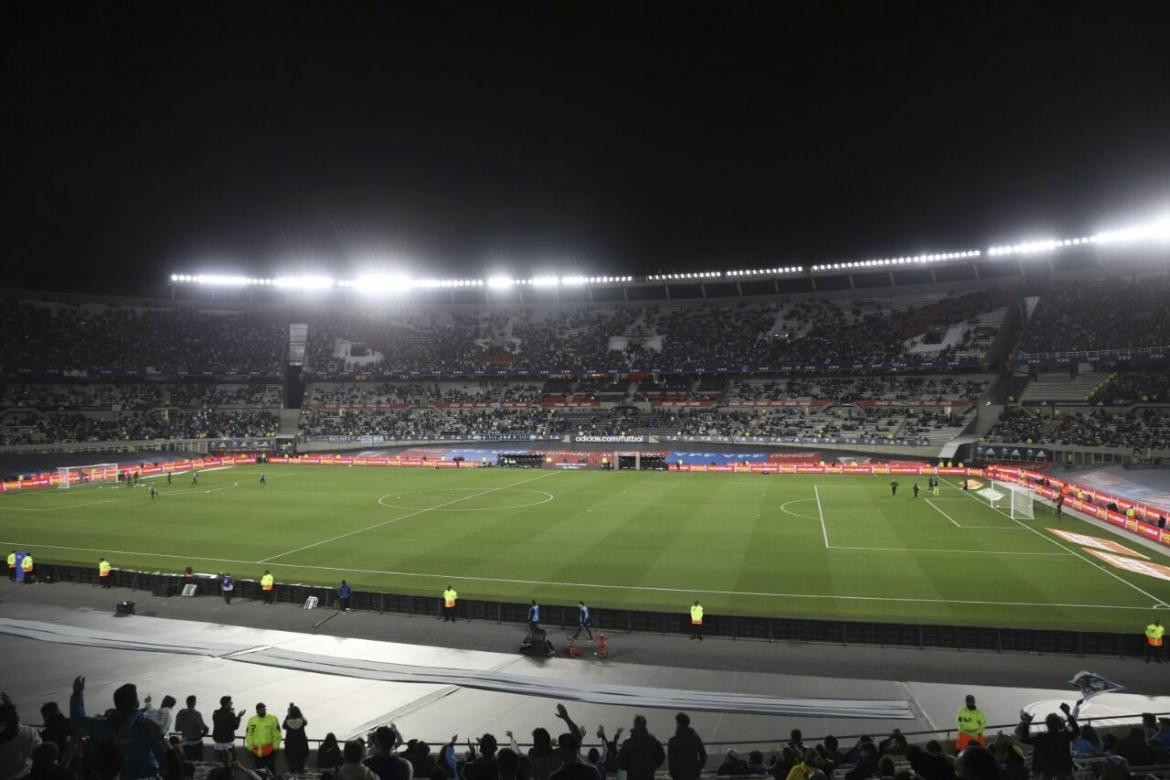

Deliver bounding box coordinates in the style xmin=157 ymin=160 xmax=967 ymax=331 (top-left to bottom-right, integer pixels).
xmin=984 ymin=479 xmax=1035 ymax=520
xmin=974 ymin=480 xmax=1036 ymax=519
xmin=57 ymin=463 xmax=121 ymax=489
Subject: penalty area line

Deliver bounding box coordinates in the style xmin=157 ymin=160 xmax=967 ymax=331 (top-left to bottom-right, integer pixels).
xmin=0 ymin=538 xmax=1153 ymax=612
xmin=940 ymin=477 xmax=1170 ymax=608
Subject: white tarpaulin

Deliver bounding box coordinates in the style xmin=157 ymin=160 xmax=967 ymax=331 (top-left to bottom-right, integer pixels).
xmin=0 ymin=617 xmax=913 ymax=719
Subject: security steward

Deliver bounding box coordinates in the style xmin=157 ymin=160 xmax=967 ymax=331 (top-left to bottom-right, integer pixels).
xmin=1146 ymin=619 xmax=1165 ymax=663
xmin=6 ymin=550 xmax=15 ymax=581
xmin=443 ymin=585 xmax=458 ymax=622
xmin=689 ymin=600 xmax=704 ymax=641
xmin=21 ymin=552 xmax=34 ymax=583
xmin=956 ymin=694 xmax=986 ymax=749
xmin=98 ymin=558 xmax=112 ymax=589
xmin=260 ymin=570 xmax=275 ymax=604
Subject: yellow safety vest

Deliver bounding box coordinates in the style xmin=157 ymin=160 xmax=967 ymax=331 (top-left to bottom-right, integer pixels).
xmin=1147 ymin=624 xmax=1165 ymax=646
xmin=956 ymin=706 xmax=986 ymax=736
xmin=245 ymin=714 xmax=282 ymax=756
xmin=444 ymin=589 xmax=458 ymax=608
xmin=99 ymin=561 xmax=111 ymax=577
xmin=6 ymin=553 xmax=14 ymax=568
xmin=260 ymin=574 xmax=274 ymax=591
xmin=690 ymin=604 xmax=704 ymax=625
xmin=21 ymin=555 xmax=33 ymax=572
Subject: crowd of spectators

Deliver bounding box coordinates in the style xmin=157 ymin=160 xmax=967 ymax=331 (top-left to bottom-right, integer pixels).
xmin=0 ymin=301 xmax=285 ymax=375
xmin=773 ymin=292 xmax=1001 ymax=369
xmin=0 ymin=384 xmax=281 ymax=412
xmin=727 ymin=376 xmax=986 ymax=404
xmin=301 ymin=293 xmax=1002 ymax=379
xmin=985 ymin=405 xmax=1170 ymax=450
xmin=298 ymin=408 xmax=565 ymax=440
xmin=983 ymin=408 xmax=1048 ymax=445
xmin=305 ymin=383 xmax=542 ymax=409
xmin=1049 ymin=409 xmax=1170 ymax=450
xmin=0 ymin=409 xmax=278 ymax=445
xmin=6 ymin=677 xmax=1159 ymax=780
xmin=1018 ymin=277 xmax=1170 ymax=357
xmin=1091 ymin=372 xmax=1170 ymax=405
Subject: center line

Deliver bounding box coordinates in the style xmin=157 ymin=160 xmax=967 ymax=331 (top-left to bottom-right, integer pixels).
xmin=258 ymin=470 xmax=559 ymax=563
xmin=813 ymin=484 xmax=830 ymax=548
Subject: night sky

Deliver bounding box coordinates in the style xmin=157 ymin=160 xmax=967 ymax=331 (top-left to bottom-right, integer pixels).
xmin=3 ymin=2 xmax=1170 ymax=294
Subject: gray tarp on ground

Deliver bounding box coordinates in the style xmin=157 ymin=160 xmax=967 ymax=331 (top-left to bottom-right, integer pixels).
xmin=0 ymin=618 xmax=913 ymax=719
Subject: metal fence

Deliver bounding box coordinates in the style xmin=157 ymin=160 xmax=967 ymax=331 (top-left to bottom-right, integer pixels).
xmin=33 ymin=562 xmax=1147 ymax=658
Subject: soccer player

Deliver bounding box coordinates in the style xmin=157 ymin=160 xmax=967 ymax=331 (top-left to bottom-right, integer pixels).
xmin=1055 ymin=492 xmax=1064 ymax=518
xmin=149 ymin=485 xmax=157 ymax=500
xmin=167 ymin=472 xmax=172 ymax=485
xmin=912 ymin=482 xmax=920 ymax=499
xmin=192 ymin=470 xmax=199 ymax=486
xmin=889 ymin=480 xmax=898 ymax=497
xmin=258 ymin=472 xmax=266 ymax=487
xmin=932 ymin=476 xmax=940 ymax=496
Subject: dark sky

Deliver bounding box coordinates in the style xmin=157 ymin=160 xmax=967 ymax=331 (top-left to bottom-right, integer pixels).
xmin=3 ymin=1 xmax=1170 ymax=293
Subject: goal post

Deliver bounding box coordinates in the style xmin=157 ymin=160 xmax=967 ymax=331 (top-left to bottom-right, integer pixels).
xmin=975 ymin=480 xmax=1036 ymax=520
xmin=985 ymin=479 xmax=1035 ymax=519
xmin=1008 ymin=482 xmax=1036 ymax=520
xmin=57 ymin=463 xmax=121 ymax=488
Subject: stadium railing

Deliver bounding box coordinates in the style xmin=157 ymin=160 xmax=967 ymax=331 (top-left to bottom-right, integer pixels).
xmin=35 ymin=562 xmax=1144 ymax=658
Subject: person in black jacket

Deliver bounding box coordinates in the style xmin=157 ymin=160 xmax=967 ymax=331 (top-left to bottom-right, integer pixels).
xmin=617 ymin=716 xmax=665 ymax=780
xmin=211 ymin=696 xmax=246 ymax=768
xmin=1016 ymin=704 xmax=1079 ymax=780
xmin=666 ymin=713 xmax=706 ymax=780
xmin=716 ymin=751 xmax=749 ymax=776
xmin=843 ymin=744 xmax=878 ymax=780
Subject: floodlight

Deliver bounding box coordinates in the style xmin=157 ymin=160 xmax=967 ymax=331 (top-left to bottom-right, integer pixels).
xmin=354 ymin=273 xmax=412 ymax=294
xmin=273 ymin=275 xmax=335 ymax=290
xmin=487 ymin=275 xmax=514 ymax=289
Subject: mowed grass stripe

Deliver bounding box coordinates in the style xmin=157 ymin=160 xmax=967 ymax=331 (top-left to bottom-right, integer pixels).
xmin=3 ymin=466 xmax=1170 ymax=630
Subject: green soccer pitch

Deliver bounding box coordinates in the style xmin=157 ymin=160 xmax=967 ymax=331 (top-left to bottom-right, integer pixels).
xmin=2 ymin=464 xmax=1168 ymax=632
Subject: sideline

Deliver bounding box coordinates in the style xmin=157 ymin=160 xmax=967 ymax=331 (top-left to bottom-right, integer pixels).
xmin=0 ymin=538 xmax=1153 ymax=613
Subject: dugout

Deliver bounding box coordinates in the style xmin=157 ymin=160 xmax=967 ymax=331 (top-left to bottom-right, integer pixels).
xmin=497 ymin=452 xmax=544 ymax=468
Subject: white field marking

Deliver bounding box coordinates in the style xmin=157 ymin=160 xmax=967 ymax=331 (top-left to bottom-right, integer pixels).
xmin=925 ymin=498 xmax=962 ymax=528
xmin=377 ymin=488 xmax=554 ymax=512
xmin=940 ymin=477 xmax=1170 ymax=608
xmin=828 ymin=545 xmax=1066 ymax=557
xmin=259 ymin=470 xmax=560 ymax=563
xmin=779 ymin=499 xmax=820 ymax=521
xmin=923 ymin=497 xmax=1022 ymax=531
xmin=0 ymin=481 xmax=241 ymax=512
xmin=813 ymin=484 xmax=830 ymax=548
xmin=0 ymin=538 xmax=1155 ymax=612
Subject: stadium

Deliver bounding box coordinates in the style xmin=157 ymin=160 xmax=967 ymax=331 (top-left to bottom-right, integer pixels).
xmin=4 ymin=5 xmax=1170 ymax=780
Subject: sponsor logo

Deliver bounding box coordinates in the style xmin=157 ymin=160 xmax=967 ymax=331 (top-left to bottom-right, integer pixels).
xmin=1046 ymin=528 xmax=1150 ymax=559
xmin=573 ymin=435 xmax=647 ymax=443
xmin=1083 ymin=549 xmax=1170 ymax=582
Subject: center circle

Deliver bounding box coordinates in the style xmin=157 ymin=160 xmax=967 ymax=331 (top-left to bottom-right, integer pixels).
xmin=377 ymin=487 xmax=555 ymax=512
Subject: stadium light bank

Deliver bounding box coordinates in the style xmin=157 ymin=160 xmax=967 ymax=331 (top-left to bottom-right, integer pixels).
xmin=170 ymin=213 xmax=1170 ymax=291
